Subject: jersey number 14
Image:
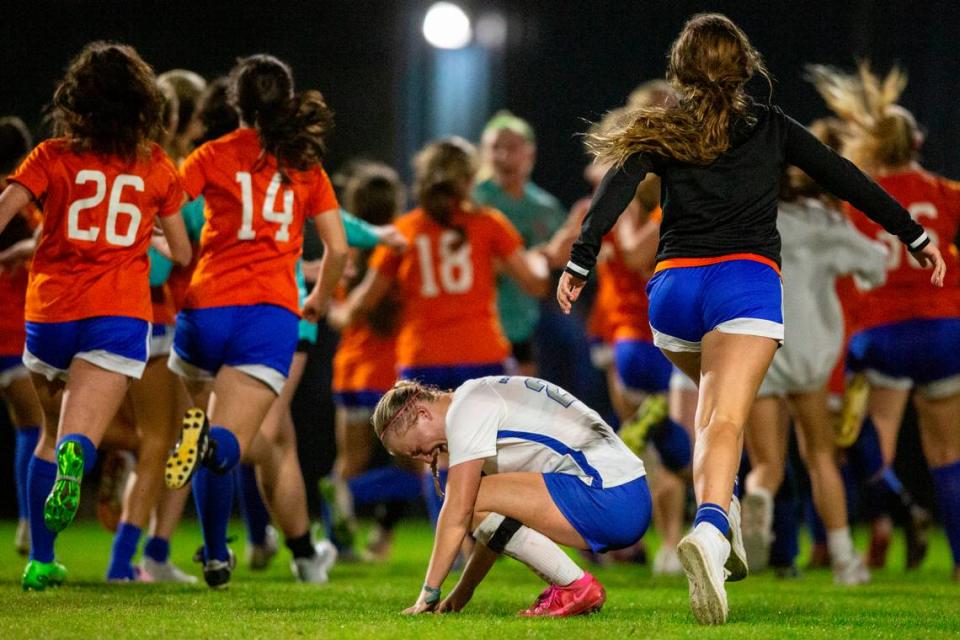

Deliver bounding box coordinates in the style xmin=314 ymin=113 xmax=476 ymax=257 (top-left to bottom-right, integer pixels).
xmin=236 ymin=172 xmax=294 ymax=242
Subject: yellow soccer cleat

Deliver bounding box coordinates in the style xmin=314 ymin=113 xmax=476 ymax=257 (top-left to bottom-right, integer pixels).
xmin=165 ymin=408 xmax=211 ymax=490
xmin=835 ymin=373 xmax=869 ymax=448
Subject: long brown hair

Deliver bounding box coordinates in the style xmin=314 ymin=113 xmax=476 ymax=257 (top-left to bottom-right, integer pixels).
xmin=587 ymin=13 xmax=771 ymax=166
xmin=229 ymin=54 xmax=334 ymax=177
xmin=53 ymin=42 xmax=164 ymax=162
xmin=413 ymin=137 xmax=478 ymax=248
xmin=807 ymin=62 xmax=918 ymax=172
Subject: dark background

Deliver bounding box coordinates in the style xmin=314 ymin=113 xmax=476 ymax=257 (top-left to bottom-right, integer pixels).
xmin=1 ymin=0 xmax=955 ymax=516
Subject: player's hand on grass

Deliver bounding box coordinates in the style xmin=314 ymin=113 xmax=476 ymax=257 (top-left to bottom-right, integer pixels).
xmin=556 ymin=270 xmax=586 ymax=314
xmin=911 ymin=243 xmax=946 ymax=287
xmin=435 ymin=589 xmax=471 ymax=613
xmin=402 ymin=599 xmax=438 ymax=615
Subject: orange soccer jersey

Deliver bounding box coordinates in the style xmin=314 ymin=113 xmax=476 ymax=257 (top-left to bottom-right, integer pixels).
xmin=587 ymin=246 xmax=618 ymax=345
xmin=9 ymin=139 xmax=182 ymax=323
xmin=180 ymin=128 xmax=339 ymax=314
xmin=0 ymin=202 xmax=41 ymax=355
xmin=332 ymin=321 xmax=398 ymax=395
xmin=369 ymin=205 xmax=523 ymax=368
xmin=846 ymin=168 xmax=960 ymax=332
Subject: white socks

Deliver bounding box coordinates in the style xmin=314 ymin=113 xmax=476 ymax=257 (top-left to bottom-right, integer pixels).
xmin=826 ymin=527 xmax=855 ymax=563
xmin=503 ymin=526 xmax=584 ymax=586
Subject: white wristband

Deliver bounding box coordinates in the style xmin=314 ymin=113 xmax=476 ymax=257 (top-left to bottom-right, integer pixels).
xmin=909 ymin=231 xmax=929 ymax=251
xmin=565 ymin=261 xmax=589 ymax=277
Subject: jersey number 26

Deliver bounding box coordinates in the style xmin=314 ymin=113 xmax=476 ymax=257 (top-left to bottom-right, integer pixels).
xmin=67 ymin=170 xmax=143 ymax=247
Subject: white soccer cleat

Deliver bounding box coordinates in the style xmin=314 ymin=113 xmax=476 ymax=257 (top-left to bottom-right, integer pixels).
xmin=725 ymin=494 xmax=749 ymax=581
xmin=653 ymin=545 xmax=683 ymax=576
xmin=678 ymin=523 xmax=731 ymax=625
xmin=741 ymin=492 xmax=774 ymax=573
xmin=832 ymin=554 xmax=871 ymax=586
xmin=139 ymin=557 xmax=199 ymax=584
xmin=247 ymin=524 xmax=279 ymax=571
xmin=291 ymin=539 xmax=338 ymax=584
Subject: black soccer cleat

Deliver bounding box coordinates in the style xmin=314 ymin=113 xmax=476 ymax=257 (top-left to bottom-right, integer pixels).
xmin=194 ymin=545 xmax=236 ymax=590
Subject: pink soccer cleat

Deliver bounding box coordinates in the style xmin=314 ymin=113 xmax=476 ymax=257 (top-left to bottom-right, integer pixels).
xmin=518 ymin=573 xmax=606 ymax=617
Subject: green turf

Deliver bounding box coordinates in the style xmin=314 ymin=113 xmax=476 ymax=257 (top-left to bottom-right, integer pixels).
xmin=0 ymin=519 xmax=957 ymax=639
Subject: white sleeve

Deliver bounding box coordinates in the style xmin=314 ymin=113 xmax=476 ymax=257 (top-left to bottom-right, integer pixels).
xmin=445 ymin=381 xmax=504 ymax=467
xmin=829 ymin=222 xmax=888 ymax=290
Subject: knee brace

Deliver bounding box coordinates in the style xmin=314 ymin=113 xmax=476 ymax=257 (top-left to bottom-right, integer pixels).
xmin=472 ymin=512 xmax=523 ymax=554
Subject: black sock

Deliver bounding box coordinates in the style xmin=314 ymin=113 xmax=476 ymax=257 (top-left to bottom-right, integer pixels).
xmin=285 ymin=532 xmax=315 ymax=559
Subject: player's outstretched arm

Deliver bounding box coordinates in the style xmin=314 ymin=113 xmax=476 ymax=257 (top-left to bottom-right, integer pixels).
xmin=502 ymin=248 xmax=549 ymax=298
xmin=0 ymin=183 xmax=32 ymax=236
xmin=403 ymin=459 xmax=484 ymax=615
xmin=326 ymin=267 xmax=392 ymax=331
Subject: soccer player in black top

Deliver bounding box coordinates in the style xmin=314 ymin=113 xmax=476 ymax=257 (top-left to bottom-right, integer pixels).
xmin=557 ymin=13 xmax=945 ymax=625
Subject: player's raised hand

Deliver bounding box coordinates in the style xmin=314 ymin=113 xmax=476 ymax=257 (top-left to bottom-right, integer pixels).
xmin=911 ymin=243 xmax=946 ymax=287
xmin=556 ymin=270 xmax=586 ymax=314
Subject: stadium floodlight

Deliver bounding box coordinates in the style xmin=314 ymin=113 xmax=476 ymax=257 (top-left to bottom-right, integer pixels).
xmin=422 ymin=2 xmax=472 ymax=50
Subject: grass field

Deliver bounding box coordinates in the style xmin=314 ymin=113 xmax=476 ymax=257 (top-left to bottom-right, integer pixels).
xmin=0 ymin=519 xmax=957 ymax=639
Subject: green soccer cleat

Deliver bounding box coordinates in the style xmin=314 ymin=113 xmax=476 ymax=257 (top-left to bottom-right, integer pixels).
xmin=619 ymin=394 xmax=669 ymax=456
xmin=22 ymin=559 xmax=68 ymax=591
xmin=43 ymin=441 xmax=85 ymax=533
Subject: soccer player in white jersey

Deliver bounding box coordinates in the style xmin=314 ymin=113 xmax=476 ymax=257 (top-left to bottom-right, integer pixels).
xmin=371 ymin=376 xmax=652 ymax=617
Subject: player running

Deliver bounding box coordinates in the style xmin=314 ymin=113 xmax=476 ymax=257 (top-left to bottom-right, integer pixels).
xmin=373 ymin=376 xmax=651 ymax=617
xmin=0 ymin=116 xmax=43 ymax=557
xmin=0 ymin=42 xmax=192 ymax=590
xmin=559 ymin=14 xmax=944 ymax=624
xmin=813 ymin=63 xmax=960 ymax=580
xmin=164 ymin=54 xmax=347 ymax=588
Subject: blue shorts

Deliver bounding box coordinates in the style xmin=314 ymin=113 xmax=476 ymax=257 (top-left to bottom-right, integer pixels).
xmin=23 ymin=317 xmax=150 ymax=381
xmin=614 ymin=339 xmax=672 ymax=394
xmin=847 ymin=318 xmax=960 ymax=399
xmin=646 ymin=260 xmax=783 ymax=352
xmin=169 ymin=304 xmax=298 ymax=395
xmin=398 ymin=362 xmax=506 ymax=390
xmin=544 ymin=474 xmax=651 ymax=553
xmin=0 ymin=354 xmax=28 ymax=388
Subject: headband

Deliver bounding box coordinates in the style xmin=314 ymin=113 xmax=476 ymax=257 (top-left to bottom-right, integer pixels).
xmin=380 ymin=390 xmax=422 ymax=439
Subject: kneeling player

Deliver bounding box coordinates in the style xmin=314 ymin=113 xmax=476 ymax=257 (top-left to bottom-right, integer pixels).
xmin=373 ymin=376 xmax=651 ymax=617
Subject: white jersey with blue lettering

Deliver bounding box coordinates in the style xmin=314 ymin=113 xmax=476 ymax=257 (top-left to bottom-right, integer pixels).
xmin=445 ymin=376 xmax=645 ymax=488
